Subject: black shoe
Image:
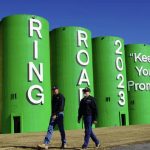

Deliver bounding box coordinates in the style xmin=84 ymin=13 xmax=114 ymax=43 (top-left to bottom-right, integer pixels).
xmin=82 ymin=145 xmax=87 ymax=150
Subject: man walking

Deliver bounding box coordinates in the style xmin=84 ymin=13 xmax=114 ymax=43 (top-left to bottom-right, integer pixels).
xmin=78 ymin=87 xmax=100 ymax=150
xmin=38 ymin=86 xmax=67 ymax=149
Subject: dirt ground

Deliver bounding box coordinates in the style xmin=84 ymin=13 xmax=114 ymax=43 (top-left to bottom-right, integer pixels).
xmin=111 ymin=143 xmax=150 ymax=150
xmin=0 ymin=125 xmax=150 ymax=150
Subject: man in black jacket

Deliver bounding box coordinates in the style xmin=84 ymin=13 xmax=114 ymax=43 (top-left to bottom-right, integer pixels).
xmin=78 ymin=87 xmax=100 ymax=149
xmin=38 ymin=86 xmax=67 ymax=149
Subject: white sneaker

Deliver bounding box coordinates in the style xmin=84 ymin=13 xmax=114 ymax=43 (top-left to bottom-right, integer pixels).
xmin=95 ymin=143 xmax=101 ymax=149
xmin=37 ymin=143 xmax=48 ymax=149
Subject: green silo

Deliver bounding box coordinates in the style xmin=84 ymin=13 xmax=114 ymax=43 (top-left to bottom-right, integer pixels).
xmin=125 ymin=44 xmax=150 ymax=125
xmin=50 ymin=26 xmax=94 ymax=130
xmin=0 ymin=21 xmax=2 ymax=133
xmin=1 ymin=15 xmax=51 ymax=133
xmin=92 ymin=36 xmax=129 ymax=127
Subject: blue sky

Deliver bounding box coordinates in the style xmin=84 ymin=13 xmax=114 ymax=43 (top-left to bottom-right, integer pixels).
xmin=0 ymin=0 xmax=150 ymax=44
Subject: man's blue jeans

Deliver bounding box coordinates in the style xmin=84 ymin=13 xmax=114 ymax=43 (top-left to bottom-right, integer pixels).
xmin=44 ymin=112 xmax=66 ymax=145
xmin=83 ymin=115 xmax=99 ymax=148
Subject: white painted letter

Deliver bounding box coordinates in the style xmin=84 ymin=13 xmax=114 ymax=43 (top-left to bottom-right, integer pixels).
xmin=33 ymin=40 xmax=38 ymax=59
xmin=27 ymin=85 xmax=44 ymax=104
xmin=29 ymin=18 xmax=42 ymax=39
xmin=78 ymin=69 xmax=90 ymax=85
xmin=128 ymin=81 xmax=134 ymax=91
xmin=77 ymin=30 xmax=88 ymax=48
xmin=29 ymin=62 xmax=43 ymax=82
xmin=135 ymin=66 xmax=143 ymax=76
xmin=79 ymin=88 xmax=84 ymax=101
xmin=77 ymin=50 xmax=89 ymax=66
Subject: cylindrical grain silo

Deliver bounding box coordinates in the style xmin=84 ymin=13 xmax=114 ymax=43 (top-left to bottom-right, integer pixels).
xmin=50 ymin=26 xmax=94 ymax=130
xmin=0 ymin=21 xmax=2 ymax=133
xmin=92 ymin=36 xmax=129 ymax=127
xmin=1 ymin=15 xmax=51 ymax=133
xmin=125 ymin=44 xmax=150 ymax=125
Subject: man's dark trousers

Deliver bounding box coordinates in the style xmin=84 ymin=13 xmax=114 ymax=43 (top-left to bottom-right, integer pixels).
xmin=44 ymin=112 xmax=66 ymax=145
xmin=83 ymin=115 xmax=99 ymax=148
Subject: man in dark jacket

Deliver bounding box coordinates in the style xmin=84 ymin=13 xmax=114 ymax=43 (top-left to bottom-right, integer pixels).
xmin=38 ymin=86 xmax=67 ymax=149
xmin=78 ymin=87 xmax=100 ymax=149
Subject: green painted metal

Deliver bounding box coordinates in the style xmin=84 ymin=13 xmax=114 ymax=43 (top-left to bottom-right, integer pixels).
xmin=125 ymin=44 xmax=150 ymax=125
xmin=0 ymin=21 xmax=2 ymax=133
xmin=50 ymin=26 xmax=94 ymax=130
xmin=92 ymin=36 xmax=129 ymax=127
xmin=1 ymin=15 xmax=51 ymax=133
